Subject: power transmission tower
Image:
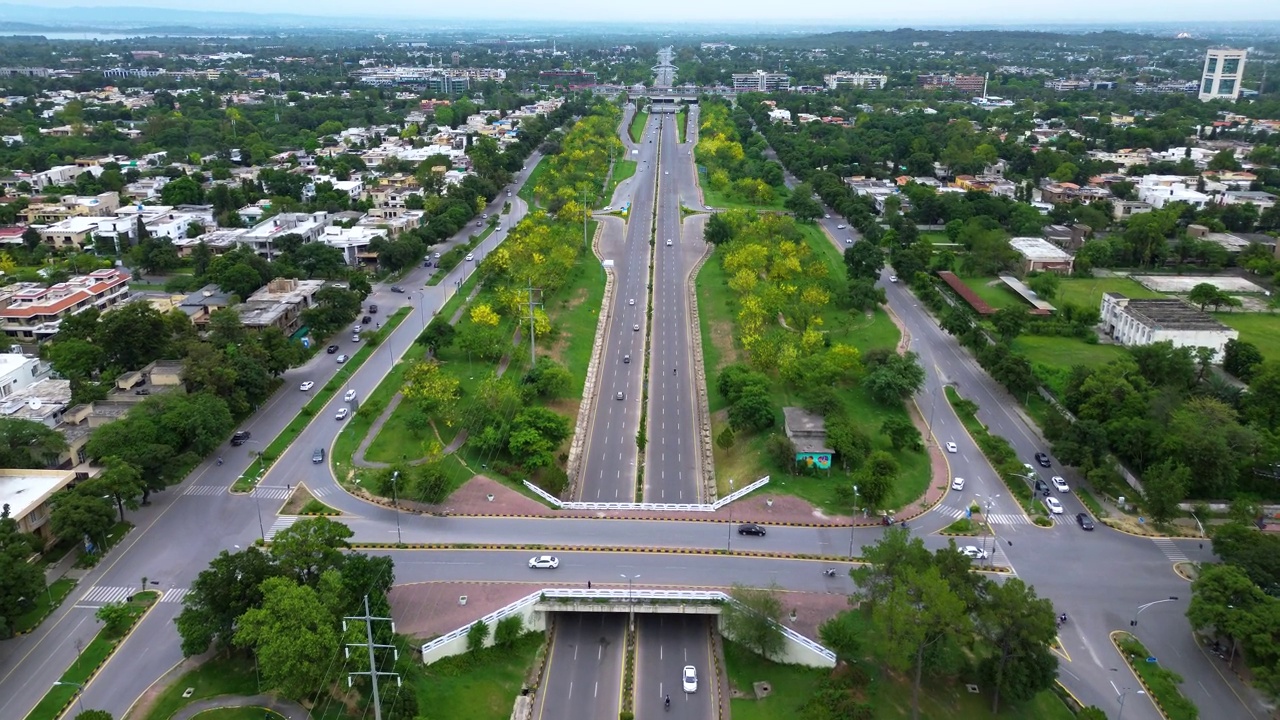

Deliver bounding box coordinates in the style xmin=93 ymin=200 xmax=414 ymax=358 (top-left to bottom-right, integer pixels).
xmin=522 ymin=280 xmax=544 ymax=366
xmin=344 ymin=595 xmax=400 ymax=720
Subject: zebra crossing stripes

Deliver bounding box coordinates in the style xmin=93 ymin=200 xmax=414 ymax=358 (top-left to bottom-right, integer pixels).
xmin=266 ymin=515 xmax=300 ymax=540
xmin=184 ymin=485 xmax=290 ymax=500
xmin=251 ymin=487 xmax=291 ymax=500
xmin=933 ymin=505 xmax=1031 ymax=526
xmin=78 ymin=586 xmax=191 ymax=605
xmin=311 ymin=485 xmax=336 ymax=498
xmin=1152 ymin=538 xmax=1190 ymax=563
xmin=184 ymin=485 xmax=226 ymax=497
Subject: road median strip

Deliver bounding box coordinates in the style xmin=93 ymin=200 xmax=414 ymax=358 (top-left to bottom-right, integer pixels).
xmin=1110 ymin=630 xmax=1199 ymax=720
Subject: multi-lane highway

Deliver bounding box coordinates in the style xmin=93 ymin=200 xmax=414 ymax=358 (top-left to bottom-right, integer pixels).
xmin=577 ymin=104 xmax=659 ymax=501
xmin=535 ymin=614 xmax=626 ymax=720
xmin=635 ymin=615 xmax=718 ymax=719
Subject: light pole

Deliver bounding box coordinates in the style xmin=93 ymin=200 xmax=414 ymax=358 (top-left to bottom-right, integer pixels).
xmin=390 ymin=470 xmax=403 ymax=546
xmin=726 ymin=478 xmax=734 ymax=552
xmin=1110 ymin=670 xmax=1146 ymax=720
xmin=53 ymin=681 xmax=85 ymax=716
xmin=1190 ymin=511 xmax=1206 ymax=538
xmin=975 ymin=493 xmax=999 ymax=566
xmin=1131 ymin=596 xmax=1179 ymax=627
xmin=620 ymin=573 xmax=640 ymax=630
xmin=848 ymin=484 xmax=859 ymax=558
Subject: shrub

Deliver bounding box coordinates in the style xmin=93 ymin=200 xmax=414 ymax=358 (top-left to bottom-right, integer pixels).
xmin=716 ymin=425 xmax=736 ymax=449
xmin=465 ymin=619 xmax=489 ymax=654
xmin=494 ymin=615 xmax=525 ymax=648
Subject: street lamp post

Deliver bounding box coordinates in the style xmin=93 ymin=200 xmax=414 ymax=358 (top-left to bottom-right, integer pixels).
xmin=726 ymin=478 xmax=734 ymax=552
xmin=391 ymin=471 xmax=403 ymax=546
xmin=1110 ymin=670 xmax=1147 ymax=720
xmin=1131 ymin=596 xmax=1179 ymax=627
xmin=848 ymin=484 xmax=859 ymax=558
xmin=53 ymin=681 xmax=85 ymax=715
xmin=252 ymin=469 xmax=265 ymax=542
xmin=975 ymin=494 xmax=999 ymax=566
xmin=620 ymin=573 xmax=640 ymax=630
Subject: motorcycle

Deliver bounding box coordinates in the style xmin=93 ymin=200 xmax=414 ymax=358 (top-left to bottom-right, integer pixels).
xmin=823 ymin=568 xmax=837 ymax=578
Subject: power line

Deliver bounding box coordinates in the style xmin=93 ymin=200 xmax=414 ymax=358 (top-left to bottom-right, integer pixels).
xmin=343 ymin=595 xmax=400 ymax=720
xmin=521 ymin=280 xmax=544 ymax=367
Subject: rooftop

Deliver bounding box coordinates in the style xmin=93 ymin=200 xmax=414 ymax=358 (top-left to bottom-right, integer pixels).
xmin=0 ymin=469 xmax=76 ymax=523
xmin=0 ymin=378 xmax=72 ymax=422
xmin=1009 ymin=237 xmax=1073 ymax=262
xmin=1104 ymin=294 xmax=1235 ymax=332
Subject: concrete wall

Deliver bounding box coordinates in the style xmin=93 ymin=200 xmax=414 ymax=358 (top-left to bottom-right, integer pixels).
xmin=421 ymin=593 xmax=548 ymax=665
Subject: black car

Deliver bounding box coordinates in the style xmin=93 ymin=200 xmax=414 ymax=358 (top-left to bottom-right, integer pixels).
xmin=1076 ymin=513 xmax=1095 ymax=531
xmin=1035 ymin=452 xmax=1052 ymax=468
xmin=312 ymin=448 xmax=326 ymax=464
xmin=1034 ymin=479 xmax=1050 ymax=497
xmin=326 ymin=344 xmax=340 ymax=354
xmin=369 ymin=304 xmax=378 ymax=314
xmin=737 ymin=523 xmax=767 ymax=537
xmin=390 ymin=286 xmax=405 ymax=293
xmin=231 ymin=430 xmax=251 ymax=446
xmin=361 ymin=315 xmax=372 ymax=324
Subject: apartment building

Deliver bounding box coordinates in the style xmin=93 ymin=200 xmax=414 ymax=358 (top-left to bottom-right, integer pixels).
xmin=19 ymin=191 xmax=120 ymax=224
xmin=732 ymin=70 xmax=791 ymax=92
xmin=1199 ymin=48 xmax=1247 ymax=102
xmin=823 ymin=72 xmax=888 ymax=90
xmin=36 ymin=216 xmax=101 ymax=249
xmin=0 ymin=268 xmax=131 ymax=342
xmin=917 ymin=74 xmax=986 ymax=93
xmin=0 ymin=353 xmax=53 ymax=398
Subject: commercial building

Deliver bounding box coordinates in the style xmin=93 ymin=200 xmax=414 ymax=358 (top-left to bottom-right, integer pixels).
xmin=1009 ymin=237 xmax=1075 ymax=274
xmin=352 ymin=67 xmax=504 ymax=94
xmin=1100 ymin=293 xmax=1238 ymax=362
xmin=0 ymin=269 xmax=131 ymax=342
xmin=1199 ymin=48 xmax=1247 ymax=102
xmin=823 ymin=72 xmax=887 ymax=90
xmin=917 ymin=74 xmax=986 ymax=94
xmin=732 ymin=70 xmax=791 ymax=92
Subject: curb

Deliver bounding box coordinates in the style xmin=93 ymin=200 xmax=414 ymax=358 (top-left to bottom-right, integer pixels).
xmin=12 ymin=579 xmax=78 ymax=638
xmin=566 ymin=219 xmax=612 ymax=496
xmin=53 ymin=592 xmax=160 ymax=720
xmin=684 ymin=230 xmax=717 ymax=503
xmin=1109 ymin=630 xmax=1171 ymax=720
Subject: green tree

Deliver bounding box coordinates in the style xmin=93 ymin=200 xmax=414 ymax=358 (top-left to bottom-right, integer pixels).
xmin=991 ymin=307 xmax=1026 ymax=343
xmin=880 ymin=415 xmax=921 ymax=452
xmin=728 ymin=388 xmax=776 ymax=432
xmin=0 ymin=504 xmax=44 ymax=638
xmin=863 ymin=352 xmax=925 ymax=405
xmin=1142 ymin=460 xmax=1191 ymax=525
xmin=466 ymin=618 xmax=490 ymax=654
xmin=723 ymin=583 xmax=785 ymax=660
xmin=704 ymin=212 xmax=735 ymax=245
xmin=269 ymin=517 xmax=353 ymax=586
xmin=87 ymin=457 xmax=145 ymax=521
xmin=843 ymin=241 xmax=885 ymax=281
xmin=1188 ymin=282 xmax=1224 ymax=311
xmin=234 ymin=577 xmax=341 ymax=699
xmin=49 ymin=489 xmax=115 ymax=548
xmin=855 ymin=451 xmax=898 ymax=509
xmin=0 ymin=418 xmax=69 ymax=469
xmin=74 ymin=711 xmax=115 ymax=720
xmin=523 ymin=357 xmax=573 ymax=399
xmin=851 ymin=527 xmax=931 ymax=613
xmin=419 ymin=317 xmax=457 ymax=353
xmin=175 ymin=547 xmax=283 ymax=656
xmin=95 ymin=600 xmax=135 ymax=635
xmin=976 ymin=578 xmax=1058 ymax=713
xmin=1187 ymin=563 xmax=1269 ymax=664
xmin=1223 ymin=339 xmax=1264 ymax=382
xmin=873 ymin=565 xmax=970 ymax=720
xmin=784 ymin=182 xmax=823 ymax=223
xmin=1027 ymin=272 xmax=1060 ymax=300
xmin=494 ymin=614 xmax=525 ymax=647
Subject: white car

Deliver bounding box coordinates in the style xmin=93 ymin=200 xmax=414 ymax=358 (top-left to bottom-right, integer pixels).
xmin=528 ymin=555 xmax=559 ymax=569
xmin=959 ymin=545 xmax=989 ymax=560
xmin=1044 ymin=497 xmax=1064 ymax=514
xmin=845 ymin=238 xmax=853 ymax=244
xmin=888 ymin=275 xmax=898 ymax=283
xmin=299 ymin=381 xmax=315 ymax=392
xmin=633 ymin=324 xmax=640 ymax=331
xmin=629 ymin=298 xmax=635 ymax=305
xmin=945 ymin=442 xmax=958 ymax=453
xmin=465 ymin=253 xmax=475 ymax=262
xmin=344 ymin=389 xmax=357 ymax=402
xmin=1023 ymin=463 xmax=1036 ymax=476
xmin=951 ymin=477 xmax=965 ymax=491
xmin=604 ymin=205 xmax=613 ymax=211
xmin=1052 ymin=476 xmax=1070 ymax=493
xmin=336 ymin=354 xmax=348 ymax=364
xmin=335 ymin=407 xmax=349 ymax=421
xmin=666 ymin=238 xmax=673 ymax=246
xmin=682 ymin=665 xmax=697 ymax=693
xmin=836 ymin=224 xmax=845 ymax=229
xmin=824 ymin=214 xmax=831 ymax=219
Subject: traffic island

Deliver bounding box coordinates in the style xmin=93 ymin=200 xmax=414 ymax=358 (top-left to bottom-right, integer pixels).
xmin=1110 ymin=630 xmax=1201 ymax=720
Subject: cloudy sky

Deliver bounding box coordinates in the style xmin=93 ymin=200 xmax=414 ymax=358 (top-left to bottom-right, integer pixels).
xmin=26 ymin=0 xmax=1280 ymax=24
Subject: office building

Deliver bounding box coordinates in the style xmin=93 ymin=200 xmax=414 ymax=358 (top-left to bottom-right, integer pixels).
xmin=1199 ymin=48 xmax=1247 ymax=102
xmin=732 ymin=70 xmax=791 ymax=92
xmin=823 ymin=72 xmax=888 ymax=90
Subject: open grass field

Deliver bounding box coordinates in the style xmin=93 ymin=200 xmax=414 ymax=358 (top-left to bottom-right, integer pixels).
xmin=699 ymin=179 xmax=789 ymax=212
xmin=411 ymin=633 xmax=542 ymax=720
xmin=604 ymin=159 xmax=637 ymax=205
xmin=1054 ymin=276 xmax=1168 ymax=309
xmin=139 ymin=655 xmax=261 ymax=720
xmin=190 ymin=710 xmax=285 ymax=720
xmin=1215 ymin=311 xmax=1280 ymax=363
xmin=1014 ymin=335 xmax=1128 ymax=371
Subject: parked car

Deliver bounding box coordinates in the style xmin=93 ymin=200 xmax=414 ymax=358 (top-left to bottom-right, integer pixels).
xmin=528 ymin=555 xmax=559 ymax=569
xmin=737 ymin=523 xmax=767 ymax=536
xmin=231 ymin=431 xmax=251 ymax=446
xmin=1076 ymin=513 xmax=1095 ymax=531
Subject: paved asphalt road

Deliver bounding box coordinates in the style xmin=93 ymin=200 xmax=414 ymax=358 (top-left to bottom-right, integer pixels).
xmin=635 ymin=614 xmax=718 ymax=719
xmin=534 ymin=613 xmax=626 ymax=720
xmin=578 ymin=105 xmax=659 ymax=501
xmin=644 ymin=108 xmax=703 ymax=503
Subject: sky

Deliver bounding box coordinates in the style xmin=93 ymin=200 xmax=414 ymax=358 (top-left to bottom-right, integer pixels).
xmin=20 ymin=0 xmax=1280 ymax=25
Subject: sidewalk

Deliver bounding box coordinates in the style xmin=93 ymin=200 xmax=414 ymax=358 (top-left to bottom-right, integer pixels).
xmin=171 ymin=694 xmax=309 ymax=720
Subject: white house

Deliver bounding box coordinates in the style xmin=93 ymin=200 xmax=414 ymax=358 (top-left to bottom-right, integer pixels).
xmin=1100 ymin=293 xmax=1238 ymax=362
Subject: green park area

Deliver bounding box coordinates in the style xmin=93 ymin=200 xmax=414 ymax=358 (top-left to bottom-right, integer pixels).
xmin=1216 ymin=311 xmax=1280 ymax=363
xmin=697 ymin=214 xmax=930 ymax=514
xmin=190 ymin=710 xmax=285 ymax=720
xmin=629 ymin=108 xmax=649 ymax=143
xmin=412 ymin=632 xmax=542 ymax=720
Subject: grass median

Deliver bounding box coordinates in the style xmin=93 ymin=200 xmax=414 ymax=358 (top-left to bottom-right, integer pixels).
xmin=428 ymin=226 xmax=495 ymax=287
xmin=231 ymin=307 xmax=411 ymax=493
xmin=1114 ymin=632 xmax=1199 ymax=720
xmin=604 ymin=159 xmax=637 ymax=204
xmin=629 ymin=108 xmax=649 ymax=143
xmin=12 ymin=578 xmax=77 ymax=635
xmin=945 ymin=386 xmax=1041 ymax=516
xmin=25 ymin=591 xmax=158 ymax=720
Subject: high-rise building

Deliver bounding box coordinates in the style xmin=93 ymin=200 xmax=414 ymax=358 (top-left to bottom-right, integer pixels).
xmin=823 ymin=71 xmax=888 ymax=90
xmin=731 ymin=69 xmax=791 ymax=92
xmin=1199 ymin=48 xmax=1247 ymax=102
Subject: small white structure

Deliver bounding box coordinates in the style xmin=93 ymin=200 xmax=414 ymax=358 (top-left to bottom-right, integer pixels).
xmin=1100 ymin=293 xmax=1239 ymax=362
xmin=1009 ymin=237 xmax=1074 ymax=273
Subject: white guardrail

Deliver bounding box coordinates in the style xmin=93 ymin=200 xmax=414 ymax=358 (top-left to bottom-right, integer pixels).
xmin=420 ymin=585 xmax=836 ymax=665
xmin=523 ymin=476 xmax=770 ymax=512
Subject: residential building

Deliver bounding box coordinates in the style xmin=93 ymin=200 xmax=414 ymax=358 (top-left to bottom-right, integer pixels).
xmin=316 ymin=225 xmax=384 ymax=266
xmin=1100 ymin=293 xmax=1238 ymax=362
xmin=1222 ymin=190 xmax=1277 ymax=210
xmin=1042 ymin=224 xmax=1091 ymax=252
xmin=1009 ymin=237 xmax=1074 ymax=273
xmin=1112 ymin=200 xmax=1154 ymax=221
xmin=732 ymin=70 xmax=791 ymax=92
xmin=0 ymin=353 xmax=52 ymax=398
xmin=823 ymin=72 xmax=888 ymax=90
xmin=1199 ymin=48 xmax=1247 ymax=102
xmin=19 ymin=192 xmax=120 ymax=224
xmin=234 ymin=277 xmax=327 ymax=336
xmin=0 ymin=269 xmax=131 ymax=342
xmin=239 ymin=212 xmax=329 ymax=259
xmin=0 ymin=468 xmax=79 ymax=548
xmin=36 ymin=216 xmax=100 ymax=250
xmin=917 ymin=74 xmax=986 ymax=93
xmin=766 ymin=108 xmax=792 ymax=124
xmin=1136 ymin=176 xmax=1210 ymax=209
xmin=177 ymin=284 xmax=233 ymax=328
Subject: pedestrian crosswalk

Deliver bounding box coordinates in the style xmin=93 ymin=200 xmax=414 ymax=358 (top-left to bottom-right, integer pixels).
xmin=184 ymin=485 xmax=226 ymax=497
xmin=183 ymin=484 xmax=290 ymax=500
xmin=252 ymin=487 xmax=291 ymax=500
xmin=78 ymin=586 xmax=191 ymax=606
xmin=266 ymin=515 xmax=300 ymax=540
xmin=1152 ymin=538 xmax=1190 ymax=563
xmin=311 ymin=485 xmax=336 ymax=498
xmin=934 ymin=505 xmax=1032 ymax=526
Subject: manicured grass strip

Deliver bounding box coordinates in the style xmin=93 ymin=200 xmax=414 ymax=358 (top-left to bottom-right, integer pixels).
xmin=412 ymin=632 xmax=543 ymax=720
xmin=628 ymin=109 xmax=649 ymax=143
xmin=73 ymin=521 xmax=133 ymax=569
xmin=12 ymin=578 xmax=77 ymax=635
xmin=299 ymin=498 xmax=339 ymax=516
xmin=517 ymin=156 xmax=548 ymax=207
xmin=191 ymin=709 xmax=285 ymax=720
xmin=1114 ymin=632 xmax=1200 ymax=720
xmin=139 ymin=654 xmax=261 ymax=720
xmin=25 ymin=592 xmax=157 ymax=720
xmin=604 ymin=159 xmax=637 ymax=205
xmin=946 ymin=387 xmax=1040 ymax=515
xmin=231 ymin=307 xmax=411 ymax=492
xmin=1215 ymin=312 xmax=1280 ymax=364
xmin=677 ymin=106 xmax=688 ymax=144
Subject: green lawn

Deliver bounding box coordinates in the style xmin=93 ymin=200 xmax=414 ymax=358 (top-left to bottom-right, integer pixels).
xmin=629 ymin=109 xmax=649 ymax=143
xmin=700 ymin=181 xmax=788 ymax=212
xmin=700 ymin=227 xmax=930 ymax=513
xmin=1014 ymin=336 xmax=1127 ymax=371
xmin=517 ymin=156 xmax=548 ymax=208
xmin=1215 ymin=312 xmax=1280 ymax=363
xmin=959 ymin=277 xmax=1024 ymax=311
xmin=1054 ymin=276 xmax=1167 ymax=310
xmin=190 ymin=710 xmax=284 ymax=720
xmin=725 ymin=634 xmax=1074 ymax=720
xmin=604 ymin=159 xmax=637 ymax=206
xmin=12 ymin=578 xmax=76 ymax=635
xmin=677 ymin=107 xmax=688 ymax=143
xmin=140 ymin=654 xmax=265 ymax=720
xmin=412 ymin=633 xmax=542 ymax=720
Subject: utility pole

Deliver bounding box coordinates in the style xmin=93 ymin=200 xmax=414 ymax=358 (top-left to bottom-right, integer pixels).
xmin=344 ymin=595 xmax=400 ymax=720
xmin=523 ymin=280 xmax=543 ymax=366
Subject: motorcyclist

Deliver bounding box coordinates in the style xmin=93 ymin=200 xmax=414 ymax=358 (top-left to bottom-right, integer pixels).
xmin=665 ymin=694 xmax=671 ymax=709
xmin=217 ymin=456 xmax=223 ymax=466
